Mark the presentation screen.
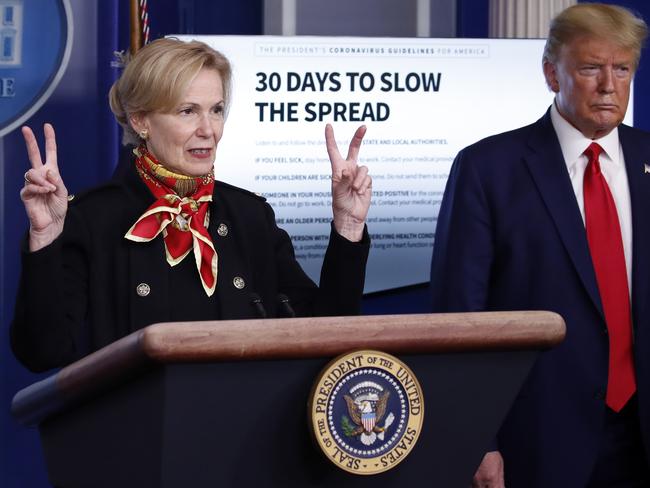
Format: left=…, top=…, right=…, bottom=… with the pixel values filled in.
left=177, top=35, right=633, bottom=293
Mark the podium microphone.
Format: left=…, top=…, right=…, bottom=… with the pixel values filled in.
left=278, top=293, right=296, bottom=318
left=250, top=293, right=267, bottom=318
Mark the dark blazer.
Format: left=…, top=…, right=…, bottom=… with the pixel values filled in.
left=430, top=109, right=650, bottom=487
left=12, top=158, right=369, bottom=373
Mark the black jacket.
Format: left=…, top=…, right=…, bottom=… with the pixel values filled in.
left=11, top=160, right=369, bottom=372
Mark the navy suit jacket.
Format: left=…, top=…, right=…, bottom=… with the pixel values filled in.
left=430, top=109, right=650, bottom=487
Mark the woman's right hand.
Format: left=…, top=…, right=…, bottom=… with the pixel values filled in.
left=20, top=123, right=69, bottom=252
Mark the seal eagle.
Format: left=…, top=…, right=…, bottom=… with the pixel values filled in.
left=343, top=391, right=390, bottom=445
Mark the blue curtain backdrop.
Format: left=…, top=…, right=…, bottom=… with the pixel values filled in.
left=1, top=1, right=121, bottom=485
left=1, top=0, right=648, bottom=486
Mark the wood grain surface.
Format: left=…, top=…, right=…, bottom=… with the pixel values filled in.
left=12, top=311, right=565, bottom=425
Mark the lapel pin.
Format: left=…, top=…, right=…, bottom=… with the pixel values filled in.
left=645, top=164, right=650, bottom=174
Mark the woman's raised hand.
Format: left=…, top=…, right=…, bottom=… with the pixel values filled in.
left=325, top=124, right=372, bottom=242
left=20, top=124, right=69, bottom=251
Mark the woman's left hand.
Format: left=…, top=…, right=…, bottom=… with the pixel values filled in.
left=325, top=124, right=372, bottom=242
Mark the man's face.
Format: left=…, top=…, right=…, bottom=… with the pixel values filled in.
left=543, top=36, right=635, bottom=139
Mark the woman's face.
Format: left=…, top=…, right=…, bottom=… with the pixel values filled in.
left=134, top=68, right=225, bottom=176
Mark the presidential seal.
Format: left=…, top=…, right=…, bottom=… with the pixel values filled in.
left=308, top=350, right=424, bottom=475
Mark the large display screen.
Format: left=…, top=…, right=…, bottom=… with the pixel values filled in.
left=178, top=35, right=633, bottom=293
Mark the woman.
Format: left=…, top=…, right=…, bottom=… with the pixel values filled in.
left=11, top=38, right=371, bottom=372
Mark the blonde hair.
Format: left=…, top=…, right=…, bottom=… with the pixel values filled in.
left=543, top=3, right=647, bottom=68
left=109, top=38, right=232, bottom=145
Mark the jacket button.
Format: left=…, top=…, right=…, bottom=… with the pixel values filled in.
left=217, top=223, right=228, bottom=237
left=136, top=283, right=151, bottom=297
left=233, top=276, right=245, bottom=289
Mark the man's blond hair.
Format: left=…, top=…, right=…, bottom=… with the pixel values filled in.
left=543, top=3, right=647, bottom=67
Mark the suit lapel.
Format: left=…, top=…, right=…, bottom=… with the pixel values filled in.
left=620, top=126, right=650, bottom=328
left=523, top=111, right=604, bottom=317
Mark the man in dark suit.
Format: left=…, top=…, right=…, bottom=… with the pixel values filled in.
left=430, top=4, right=650, bottom=487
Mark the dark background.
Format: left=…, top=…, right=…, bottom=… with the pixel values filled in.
left=2, top=1, right=649, bottom=485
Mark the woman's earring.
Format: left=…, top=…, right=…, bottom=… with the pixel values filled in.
left=139, top=129, right=149, bottom=140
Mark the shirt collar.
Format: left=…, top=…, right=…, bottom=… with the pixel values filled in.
left=550, top=101, right=621, bottom=170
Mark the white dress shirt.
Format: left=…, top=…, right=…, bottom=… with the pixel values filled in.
left=550, top=102, right=633, bottom=292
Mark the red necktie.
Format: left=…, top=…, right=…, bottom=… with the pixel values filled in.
left=583, top=142, right=636, bottom=412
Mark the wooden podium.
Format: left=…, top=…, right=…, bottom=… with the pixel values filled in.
left=12, top=311, right=564, bottom=487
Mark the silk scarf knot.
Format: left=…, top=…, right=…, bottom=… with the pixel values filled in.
left=125, top=146, right=218, bottom=296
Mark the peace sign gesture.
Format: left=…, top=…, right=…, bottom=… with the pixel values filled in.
left=325, top=124, right=372, bottom=242
left=20, top=124, right=69, bottom=251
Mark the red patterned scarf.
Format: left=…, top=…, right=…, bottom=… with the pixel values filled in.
left=125, top=146, right=217, bottom=296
